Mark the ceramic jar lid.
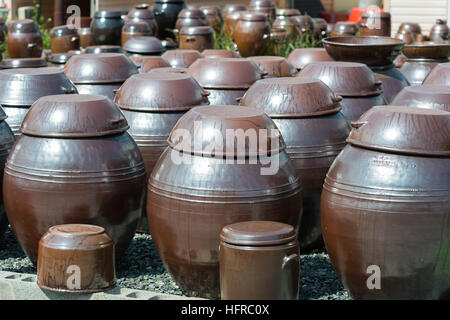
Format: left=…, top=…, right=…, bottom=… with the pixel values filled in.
left=50, top=25, right=78, bottom=37
left=85, top=45, right=123, bottom=54
left=249, top=0, right=275, bottom=7
left=223, top=4, right=247, bottom=15
left=239, top=12, right=268, bottom=22
left=49, top=52, right=77, bottom=64
left=21, top=94, right=129, bottom=138
left=202, top=49, right=240, bottom=58
left=298, top=61, right=382, bottom=96
left=122, top=21, right=152, bottom=33
left=240, top=78, right=342, bottom=118
left=39, top=224, right=113, bottom=249
left=178, top=9, right=206, bottom=19
left=247, top=56, right=296, bottom=78
left=187, top=58, right=264, bottom=89
left=276, top=8, right=300, bottom=17
left=149, top=66, right=187, bottom=74
left=94, top=11, right=123, bottom=18
left=130, top=55, right=170, bottom=71
left=115, top=73, right=209, bottom=112
left=127, top=4, right=155, bottom=20
left=423, top=63, right=450, bottom=85
left=8, top=19, right=39, bottom=33
left=0, top=67, right=77, bottom=106
left=168, top=105, right=285, bottom=157
left=64, top=53, right=138, bottom=84
left=162, top=49, right=204, bottom=68
left=123, top=36, right=164, bottom=54
left=347, top=105, right=450, bottom=156
left=180, top=26, right=214, bottom=35
left=220, top=221, right=296, bottom=246
left=391, top=85, right=450, bottom=112
left=200, top=6, right=221, bottom=16
left=286, top=48, right=332, bottom=70
left=0, top=57, right=48, bottom=69
left=401, top=41, right=450, bottom=60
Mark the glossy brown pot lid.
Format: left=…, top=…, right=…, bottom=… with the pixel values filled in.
left=168, top=105, right=285, bottom=157
left=348, top=105, right=450, bottom=156
left=115, top=73, right=208, bottom=112
left=50, top=25, right=78, bottom=37
left=287, top=48, right=332, bottom=70
left=239, top=11, right=268, bottom=21
left=180, top=26, right=214, bottom=35
left=276, top=9, right=300, bottom=17
left=127, top=4, right=156, bottom=19
left=0, top=57, right=47, bottom=69
left=178, top=8, right=206, bottom=19
left=64, top=53, right=138, bottom=84
left=162, top=50, right=204, bottom=68
left=187, top=58, right=264, bottom=89
left=41, top=224, right=113, bottom=249
left=401, top=41, right=450, bottom=60
left=247, top=56, right=297, bottom=77
left=21, top=94, right=129, bottom=138
left=130, top=56, right=170, bottom=70
left=249, top=0, right=275, bottom=7
left=123, top=36, right=164, bottom=54
left=85, top=45, right=124, bottom=54
left=8, top=19, right=39, bottom=33
left=200, top=6, right=221, bottom=16
left=240, top=78, right=342, bottom=118
left=423, top=62, right=450, bottom=85
left=202, top=49, right=240, bottom=58
left=94, top=11, right=123, bottom=18
left=0, top=67, right=77, bottom=106
left=298, top=61, right=382, bottom=96
left=149, top=66, right=187, bottom=73
left=49, top=52, right=77, bottom=64
left=122, top=21, right=152, bottom=33
left=220, top=221, right=296, bottom=246
left=391, top=85, right=450, bottom=112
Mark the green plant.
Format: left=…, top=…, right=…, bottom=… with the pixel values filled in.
left=31, top=1, right=52, bottom=50
left=213, top=25, right=235, bottom=51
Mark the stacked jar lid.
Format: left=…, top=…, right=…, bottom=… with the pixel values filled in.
left=122, top=36, right=164, bottom=56
left=162, top=49, right=204, bottom=68
left=126, top=4, right=159, bottom=35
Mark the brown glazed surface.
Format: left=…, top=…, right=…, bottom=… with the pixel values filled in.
left=240, top=78, right=350, bottom=251
left=398, top=22, right=422, bottom=38
left=126, top=4, right=159, bottom=36
left=402, top=42, right=450, bottom=60
left=200, top=6, right=223, bottom=33
left=85, top=45, right=124, bottom=54
left=224, top=11, right=242, bottom=39
left=234, top=12, right=270, bottom=57
left=121, top=22, right=153, bottom=47
left=162, top=49, right=204, bottom=67
left=423, top=62, right=450, bottom=85
left=78, top=28, right=93, bottom=48
left=330, top=22, right=358, bottom=36
left=223, top=4, right=247, bottom=16
left=372, top=66, right=410, bottom=103
left=287, top=48, right=332, bottom=71
left=153, top=0, right=185, bottom=40
left=149, top=66, right=187, bottom=74
left=202, top=49, right=240, bottom=58
left=50, top=25, right=80, bottom=54
left=4, top=95, right=146, bottom=264
left=220, top=221, right=299, bottom=300
left=122, top=36, right=164, bottom=55
left=360, top=11, right=391, bottom=37
left=322, top=36, right=405, bottom=67
left=130, top=56, right=170, bottom=72
left=400, top=59, right=445, bottom=86
left=391, top=85, right=450, bottom=112
left=37, top=224, right=116, bottom=293
left=175, top=9, right=208, bottom=31
left=179, top=26, right=214, bottom=51
left=0, top=58, right=47, bottom=69
left=321, top=106, right=450, bottom=299
left=272, top=16, right=298, bottom=37
left=430, top=19, right=449, bottom=41
left=7, top=19, right=43, bottom=58
left=0, top=67, right=78, bottom=136
left=0, top=108, right=15, bottom=238
left=248, top=56, right=296, bottom=78
left=147, top=105, right=302, bottom=299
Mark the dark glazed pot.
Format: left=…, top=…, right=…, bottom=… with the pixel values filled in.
left=91, top=11, right=124, bottom=45
left=200, top=6, right=223, bottom=33
left=360, top=11, right=391, bottom=37
left=248, top=56, right=296, bottom=77
left=126, top=4, right=159, bottom=36
left=130, top=56, right=170, bottom=72
left=153, top=0, right=185, bottom=40
left=78, top=28, right=93, bottom=48
left=123, top=36, right=164, bottom=56
left=0, top=67, right=77, bottom=136
left=391, top=85, right=450, bottom=112
left=298, top=62, right=387, bottom=121
left=400, top=59, right=446, bottom=86
left=147, top=105, right=302, bottom=299
left=64, top=53, right=138, bottom=100
left=121, top=22, right=154, bottom=47
left=115, top=72, right=209, bottom=233
left=4, top=94, right=146, bottom=264
left=234, top=12, right=270, bottom=57
left=287, top=48, right=332, bottom=71
left=0, top=58, right=47, bottom=69
left=272, top=16, right=298, bottom=38
left=50, top=25, right=80, bottom=54
left=6, top=19, right=43, bottom=58
left=202, top=49, right=240, bottom=58
left=398, top=22, right=422, bottom=39
left=85, top=45, right=123, bottom=54
left=330, top=22, right=358, bottom=36
left=423, top=62, right=450, bottom=85
left=321, top=105, right=450, bottom=299
left=37, top=224, right=116, bottom=293
left=175, top=9, right=207, bottom=32
left=187, top=58, right=264, bottom=105
left=161, top=49, right=203, bottom=67
left=430, top=19, right=449, bottom=41
left=240, top=78, right=350, bottom=251
left=0, top=107, right=15, bottom=238
left=179, top=26, right=214, bottom=52
left=220, top=221, right=300, bottom=300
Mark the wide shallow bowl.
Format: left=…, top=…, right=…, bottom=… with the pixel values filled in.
left=401, top=41, right=450, bottom=60
left=287, top=48, right=332, bottom=70
left=391, top=85, right=450, bottom=112
left=322, top=36, right=405, bottom=67
left=422, top=62, right=450, bottom=85
left=248, top=56, right=296, bottom=78
left=161, top=49, right=204, bottom=68
left=37, top=224, right=116, bottom=293
left=0, top=57, right=47, bottom=69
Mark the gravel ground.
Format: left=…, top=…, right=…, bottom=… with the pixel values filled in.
left=0, top=227, right=350, bottom=300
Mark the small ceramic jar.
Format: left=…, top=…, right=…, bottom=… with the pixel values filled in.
left=153, top=0, right=186, bottom=40
left=360, top=11, right=391, bottom=37
left=6, top=19, right=43, bottom=58
left=175, top=9, right=207, bottom=32
left=78, top=27, right=93, bottom=48
left=234, top=12, right=270, bottom=57
left=179, top=26, right=214, bottom=51
left=91, top=11, right=124, bottom=45
left=126, top=4, right=159, bottom=36
left=430, top=19, right=449, bottom=41
left=248, top=0, right=276, bottom=22
left=50, top=25, right=80, bottom=54
left=200, top=6, right=223, bottom=33
left=121, top=21, right=153, bottom=47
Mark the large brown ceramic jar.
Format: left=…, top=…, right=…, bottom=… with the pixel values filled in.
left=430, top=19, right=449, bottom=41
left=161, top=49, right=204, bottom=67
left=391, top=85, right=450, bottom=112
left=0, top=107, right=15, bottom=238
left=298, top=62, right=386, bottom=121
left=175, top=9, right=208, bottom=32
left=248, top=56, right=296, bottom=77
left=64, top=53, right=138, bottom=100
left=423, top=62, right=450, bottom=85
left=50, top=25, right=80, bottom=54
left=4, top=94, right=146, bottom=264
left=321, top=105, right=450, bottom=299
left=223, top=11, right=242, bottom=39
left=187, top=58, right=264, bottom=104
left=153, top=0, right=186, bottom=40
left=121, top=22, right=153, bottom=47
left=200, top=6, right=223, bottom=33
left=147, top=105, right=302, bottom=298
left=6, top=19, right=43, bottom=58
left=0, top=67, right=77, bottom=136
left=126, top=4, right=159, bottom=36
left=78, top=28, right=93, bottom=48
left=91, top=11, right=124, bottom=45
left=240, top=78, right=350, bottom=251
left=272, top=16, right=298, bottom=38
left=360, top=11, right=391, bottom=37
left=115, top=73, right=209, bottom=233
left=287, top=48, right=332, bottom=71
left=179, top=26, right=214, bottom=51
left=248, top=0, right=276, bottom=22
left=234, top=12, right=270, bottom=57
left=220, top=221, right=300, bottom=300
